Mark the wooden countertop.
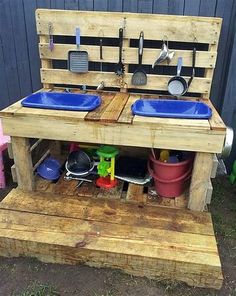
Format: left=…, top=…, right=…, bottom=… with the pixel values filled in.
left=0, top=88, right=226, bottom=153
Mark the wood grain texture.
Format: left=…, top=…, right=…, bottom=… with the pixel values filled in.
left=85, top=93, right=115, bottom=121
left=188, top=153, right=214, bottom=211
left=99, top=92, right=129, bottom=122
left=1, top=115, right=225, bottom=153
left=11, top=137, right=35, bottom=191
left=40, top=69, right=212, bottom=94
left=36, top=9, right=222, bottom=44
left=0, top=188, right=223, bottom=289
left=39, top=43, right=217, bottom=68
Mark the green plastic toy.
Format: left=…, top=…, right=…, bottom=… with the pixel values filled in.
left=96, top=145, right=119, bottom=188
left=229, top=160, right=236, bottom=185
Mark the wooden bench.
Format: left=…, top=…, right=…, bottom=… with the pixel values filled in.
left=0, top=9, right=226, bottom=289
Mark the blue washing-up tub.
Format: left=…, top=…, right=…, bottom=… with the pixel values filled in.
left=21, top=92, right=101, bottom=111
left=131, top=99, right=212, bottom=119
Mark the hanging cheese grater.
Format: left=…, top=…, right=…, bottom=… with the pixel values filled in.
left=68, top=28, right=88, bottom=73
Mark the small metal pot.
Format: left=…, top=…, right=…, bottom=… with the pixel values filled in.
left=220, top=126, right=234, bottom=159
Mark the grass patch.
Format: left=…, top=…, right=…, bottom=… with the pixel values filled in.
left=14, top=283, right=59, bottom=296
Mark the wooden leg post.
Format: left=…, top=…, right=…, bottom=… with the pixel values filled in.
left=11, top=137, right=35, bottom=191
left=188, top=152, right=213, bottom=211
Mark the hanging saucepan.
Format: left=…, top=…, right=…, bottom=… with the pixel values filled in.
left=168, top=47, right=196, bottom=96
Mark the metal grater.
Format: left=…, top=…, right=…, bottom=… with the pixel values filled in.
left=68, top=28, right=88, bottom=73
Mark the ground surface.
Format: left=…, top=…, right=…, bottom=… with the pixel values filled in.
left=0, top=154, right=236, bottom=296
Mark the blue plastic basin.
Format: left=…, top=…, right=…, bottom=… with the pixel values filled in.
left=131, top=99, right=212, bottom=119
left=21, top=92, right=101, bottom=111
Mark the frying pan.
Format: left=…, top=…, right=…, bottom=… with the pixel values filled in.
left=168, top=48, right=196, bottom=96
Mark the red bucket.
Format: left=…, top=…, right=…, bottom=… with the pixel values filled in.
left=148, top=161, right=192, bottom=198
left=149, top=153, right=193, bottom=180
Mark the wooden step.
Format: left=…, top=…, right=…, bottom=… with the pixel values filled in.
left=0, top=189, right=223, bottom=289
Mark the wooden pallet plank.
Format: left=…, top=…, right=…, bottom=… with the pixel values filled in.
left=133, top=115, right=211, bottom=130
left=188, top=153, right=214, bottom=211
left=126, top=183, right=145, bottom=203
left=36, top=9, right=222, bottom=44
left=100, top=93, right=129, bottom=122
left=118, top=94, right=140, bottom=124
left=1, top=189, right=214, bottom=236
left=85, top=93, right=115, bottom=121
left=1, top=116, right=225, bottom=153
left=201, top=99, right=226, bottom=131
left=39, top=43, right=217, bottom=68
left=40, top=69, right=212, bottom=94
left=0, top=207, right=219, bottom=257
left=11, top=137, right=35, bottom=191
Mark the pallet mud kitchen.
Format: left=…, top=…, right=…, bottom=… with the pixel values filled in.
left=0, top=9, right=230, bottom=289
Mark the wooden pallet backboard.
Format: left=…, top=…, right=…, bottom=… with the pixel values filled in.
left=36, top=9, right=222, bottom=97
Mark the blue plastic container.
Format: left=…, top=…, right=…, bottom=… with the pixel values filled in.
left=37, top=157, right=61, bottom=180
left=21, top=92, right=101, bottom=111
left=131, top=99, right=212, bottom=119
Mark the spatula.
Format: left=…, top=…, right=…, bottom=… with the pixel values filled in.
left=132, top=31, right=147, bottom=86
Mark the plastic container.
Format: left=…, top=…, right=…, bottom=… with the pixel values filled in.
left=148, top=161, right=192, bottom=198
left=37, top=157, right=61, bottom=180
left=131, top=99, right=212, bottom=119
left=149, top=153, right=193, bottom=180
left=21, top=92, right=101, bottom=111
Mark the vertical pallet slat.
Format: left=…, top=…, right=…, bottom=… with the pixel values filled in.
left=36, top=0, right=51, bottom=8
left=199, top=0, right=217, bottom=17
left=9, top=0, right=32, bottom=98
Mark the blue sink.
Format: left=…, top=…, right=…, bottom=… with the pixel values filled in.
left=131, top=99, right=212, bottom=119
left=21, top=92, right=101, bottom=111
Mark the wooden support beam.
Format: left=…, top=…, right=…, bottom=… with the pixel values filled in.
left=11, top=137, right=35, bottom=191
left=188, top=153, right=213, bottom=211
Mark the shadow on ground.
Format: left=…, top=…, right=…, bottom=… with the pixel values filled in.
left=0, top=153, right=236, bottom=296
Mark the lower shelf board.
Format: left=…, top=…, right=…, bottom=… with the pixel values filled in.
left=0, top=188, right=223, bottom=289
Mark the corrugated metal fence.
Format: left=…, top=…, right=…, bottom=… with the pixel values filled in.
left=0, top=0, right=235, bottom=169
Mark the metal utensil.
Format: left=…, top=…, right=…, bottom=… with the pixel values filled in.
left=131, top=31, right=147, bottom=86
left=68, top=28, right=88, bottom=73
left=168, top=57, right=187, bottom=96
left=168, top=47, right=196, bottom=96
left=115, top=28, right=125, bottom=76
left=152, top=40, right=174, bottom=68
left=220, top=126, right=234, bottom=159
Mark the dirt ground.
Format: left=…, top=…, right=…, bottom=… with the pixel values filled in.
left=0, top=153, right=236, bottom=296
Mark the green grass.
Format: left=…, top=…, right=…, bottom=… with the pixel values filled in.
left=14, top=283, right=60, bottom=296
